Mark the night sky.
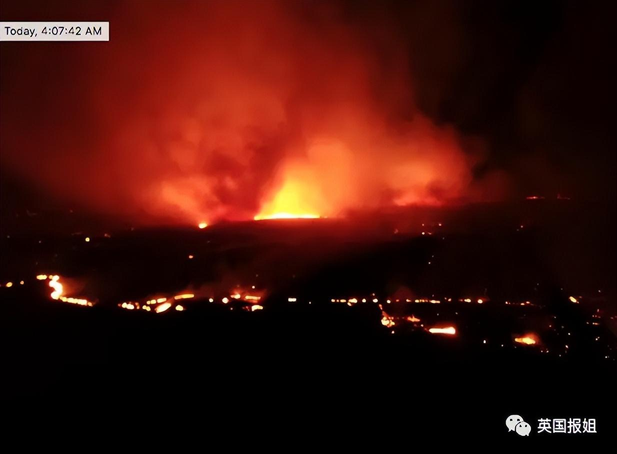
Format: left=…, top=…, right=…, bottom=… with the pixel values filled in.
left=1, top=0, right=615, bottom=220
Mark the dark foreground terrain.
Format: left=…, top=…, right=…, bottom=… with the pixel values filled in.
left=2, top=293, right=615, bottom=440
left=1, top=202, right=616, bottom=439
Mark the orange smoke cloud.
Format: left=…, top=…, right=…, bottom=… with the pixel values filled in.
left=0, top=0, right=500, bottom=224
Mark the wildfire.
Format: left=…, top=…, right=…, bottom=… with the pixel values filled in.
left=254, top=213, right=320, bottom=221
left=174, top=293, right=195, bottom=300
left=49, top=275, right=63, bottom=300
left=514, top=334, right=539, bottom=345
left=44, top=274, right=94, bottom=307
left=244, top=295, right=262, bottom=302
left=155, top=302, right=172, bottom=313
left=254, top=175, right=322, bottom=221
left=198, top=222, right=208, bottom=229
left=428, top=326, right=456, bottom=335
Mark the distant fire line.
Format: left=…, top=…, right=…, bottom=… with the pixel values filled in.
left=254, top=213, right=320, bottom=221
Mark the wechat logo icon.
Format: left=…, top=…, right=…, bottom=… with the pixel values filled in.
left=506, top=415, right=531, bottom=436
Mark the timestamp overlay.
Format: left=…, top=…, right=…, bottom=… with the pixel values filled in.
left=0, top=22, right=109, bottom=41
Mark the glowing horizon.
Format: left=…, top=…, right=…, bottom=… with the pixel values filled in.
left=254, top=212, right=321, bottom=221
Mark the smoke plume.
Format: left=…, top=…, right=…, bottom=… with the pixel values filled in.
left=0, top=0, right=500, bottom=224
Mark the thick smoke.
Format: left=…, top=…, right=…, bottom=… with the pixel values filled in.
left=0, top=0, right=500, bottom=224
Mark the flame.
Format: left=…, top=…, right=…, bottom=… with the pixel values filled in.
left=155, top=302, right=172, bottom=313
left=0, top=1, right=501, bottom=226
left=244, top=295, right=262, bottom=302
left=255, top=172, right=324, bottom=221
left=49, top=276, right=63, bottom=300
left=514, top=335, right=538, bottom=345
left=254, top=213, right=320, bottom=221
left=381, top=310, right=395, bottom=328
left=174, top=293, right=195, bottom=300
left=45, top=275, right=94, bottom=306
left=198, top=222, right=208, bottom=229
left=428, top=326, right=456, bottom=335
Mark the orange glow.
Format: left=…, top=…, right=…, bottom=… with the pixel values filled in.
left=46, top=275, right=94, bottom=306
left=155, top=302, right=172, bottom=313
left=49, top=278, right=63, bottom=300
left=59, top=296, right=93, bottom=306
left=406, top=315, right=421, bottom=323
left=1, top=2, right=500, bottom=226
left=514, top=335, right=538, bottom=345
left=5, top=282, right=13, bottom=288
left=36, top=274, right=47, bottom=280
left=156, top=297, right=167, bottom=303
left=198, top=222, right=208, bottom=229
left=174, top=293, right=195, bottom=300
left=251, top=304, right=264, bottom=311
left=222, top=297, right=229, bottom=304
left=569, top=296, right=579, bottom=304
left=428, top=326, right=456, bottom=335
left=175, top=304, right=185, bottom=311
left=255, top=172, right=322, bottom=221
left=245, top=295, right=261, bottom=302
left=381, top=316, right=395, bottom=328
left=254, top=213, right=320, bottom=221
